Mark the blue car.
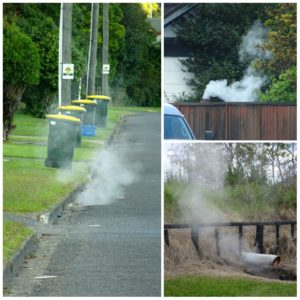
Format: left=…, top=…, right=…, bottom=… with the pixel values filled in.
left=164, top=103, right=195, bottom=140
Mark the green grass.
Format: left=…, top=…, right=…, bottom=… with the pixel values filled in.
left=3, top=160, right=87, bottom=213
left=3, top=220, right=33, bottom=265
left=164, top=275, right=297, bottom=296
left=12, top=113, right=49, bottom=137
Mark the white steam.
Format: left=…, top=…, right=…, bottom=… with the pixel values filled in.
left=239, top=20, right=271, bottom=61
left=203, top=20, right=270, bottom=102
left=165, top=143, right=254, bottom=261
left=75, top=145, right=139, bottom=206
left=202, top=67, right=266, bottom=102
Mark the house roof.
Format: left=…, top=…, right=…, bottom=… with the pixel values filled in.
left=164, top=3, right=198, bottom=27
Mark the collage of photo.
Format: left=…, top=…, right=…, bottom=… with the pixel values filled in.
left=2, top=1, right=297, bottom=298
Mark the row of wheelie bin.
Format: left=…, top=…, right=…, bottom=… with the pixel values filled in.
left=44, top=95, right=111, bottom=169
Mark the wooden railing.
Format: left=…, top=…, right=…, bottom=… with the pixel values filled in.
left=164, top=221, right=297, bottom=256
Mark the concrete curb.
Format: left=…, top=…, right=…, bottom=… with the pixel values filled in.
left=44, top=183, right=86, bottom=224
left=3, top=234, right=39, bottom=288
left=3, top=115, right=126, bottom=288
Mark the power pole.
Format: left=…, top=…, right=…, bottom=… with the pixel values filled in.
left=59, top=3, right=73, bottom=105
left=102, top=3, right=109, bottom=96
left=86, top=3, right=99, bottom=96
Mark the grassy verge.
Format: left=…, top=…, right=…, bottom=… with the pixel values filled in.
left=165, top=275, right=297, bottom=296
left=3, top=220, right=33, bottom=266
left=4, top=106, right=155, bottom=264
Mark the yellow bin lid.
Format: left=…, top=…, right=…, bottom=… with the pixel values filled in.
left=46, top=114, right=81, bottom=123
left=71, top=99, right=97, bottom=105
left=58, top=105, right=86, bottom=112
left=87, top=95, right=111, bottom=101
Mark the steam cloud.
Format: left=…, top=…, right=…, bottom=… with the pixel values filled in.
left=165, top=143, right=254, bottom=262
left=75, top=145, right=139, bottom=206
left=203, top=20, right=270, bottom=102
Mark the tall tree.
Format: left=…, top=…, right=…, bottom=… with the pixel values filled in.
left=258, top=4, right=296, bottom=103
left=112, top=3, right=161, bottom=106
left=3, top=19, right=40, bottom=140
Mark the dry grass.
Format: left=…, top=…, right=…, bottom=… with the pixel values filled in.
left=164, top=226, right=296, bottom=280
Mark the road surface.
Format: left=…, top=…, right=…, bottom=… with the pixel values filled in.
left=7, top=112, right=161, bottom=296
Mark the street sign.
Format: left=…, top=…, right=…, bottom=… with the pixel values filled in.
left=102, top=64, right=110, bottom=74
left=63, top=64, right=74, bottom=79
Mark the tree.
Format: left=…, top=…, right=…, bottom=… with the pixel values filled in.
left=260, top=67, right=296, bottom=103
left=3, top=20, right=40, bottom=140
left=112, top=3, right=161, bottom=106
left=258, top=4, right=296, bottom=103
left=141, top=3, right=161, bottom=17
left=4, top=4, right=59, bottom=117
left=173, top=4, right=271, bottom=99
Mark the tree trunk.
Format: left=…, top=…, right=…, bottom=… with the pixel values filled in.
left=3, top=84, right=26, bottom=141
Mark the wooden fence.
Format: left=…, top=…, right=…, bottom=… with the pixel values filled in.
left=164, top=221, right=296, bottom=256
left=175, top=102, right=296, bottom=140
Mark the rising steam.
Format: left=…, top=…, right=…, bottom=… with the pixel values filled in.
left=203, top=20, right=270, bottom=102
left=75, top=145, right=139, bottom=206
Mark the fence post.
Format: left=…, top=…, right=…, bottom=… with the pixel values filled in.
left=255, top=224, right=264, bottom=253
left=164, top=229, right=169, bottom=247
left=191, top=226, right=199, bottom=253
left=214, top=228, right=220, bottom=256
left=275, top=224, right=280, bottom=253
left=239, top=226, right=243, bottom=258
left=291, top=224, right=295, bottom=239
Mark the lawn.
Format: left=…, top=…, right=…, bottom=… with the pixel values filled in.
left=164, top=275, right=297, bottom=297
left=3, top=220, right=33, bottom=266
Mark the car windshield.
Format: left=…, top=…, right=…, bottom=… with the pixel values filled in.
left=164, top=115, right=194, bottom=140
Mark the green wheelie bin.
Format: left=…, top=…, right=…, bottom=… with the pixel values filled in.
left=45, top=114, right=81, bottom=169
left=87, top=95, right=111, bottom=128
left=71, top=100, right=98, bottom=136
left=58, top=105, right=86, bottom=147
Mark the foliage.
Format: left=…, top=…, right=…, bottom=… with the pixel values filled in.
left=141, top=3, right=161, bottom=17
left=165, top=275, right=296, bottom=296
left=3, top=20, right=40, bottom=87
left=255, top=4, right=296, bottom=103
left=258, top=4, right=296, bottom=77
left=3, top=19, right=40, bottom=140
left=112, top=3, right=161, bottom=106
left=259, top=67, right=296, bottom=103
left=164, top=181, right=185, bottom=222
left=173, top=4, right=270, bottom=98
left=165, top=143, right=296, bottom=220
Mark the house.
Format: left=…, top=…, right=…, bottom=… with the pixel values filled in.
left=164, top=4, right=198, bottom=102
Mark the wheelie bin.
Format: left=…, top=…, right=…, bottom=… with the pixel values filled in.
left=45, top=114, right=81, bottom=169
left=87, top=95, right=111, bottom=128
left=58, top=105, right=86, bottom=147
left=71, top=100, right=97, bottom=136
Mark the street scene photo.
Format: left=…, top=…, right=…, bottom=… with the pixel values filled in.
left=3, top=3, right=161, bottom=296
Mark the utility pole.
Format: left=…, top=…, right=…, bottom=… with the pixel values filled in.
left=58, top=3, right=73, bottom=105
left=86, top=3, right=99, bottom=96
left=102, top=3, right=109, bottom=96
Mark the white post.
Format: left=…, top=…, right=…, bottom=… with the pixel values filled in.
left=58, top=3, right=63, bottom=107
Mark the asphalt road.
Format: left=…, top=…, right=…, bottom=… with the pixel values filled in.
left=8, top=112, right=161, bottom=296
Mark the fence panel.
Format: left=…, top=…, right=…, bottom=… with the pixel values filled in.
left=175, top=102, right=296, bottom=140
